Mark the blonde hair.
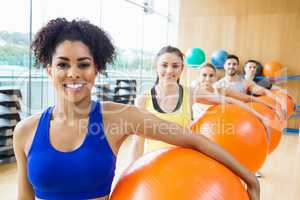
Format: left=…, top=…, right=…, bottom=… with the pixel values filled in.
left=200, top=63, right=217, bottom=72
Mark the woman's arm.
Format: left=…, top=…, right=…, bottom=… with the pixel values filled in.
left=216, top=86, right=284, bottom=120
left=130, top=95, right=147, bottom=158
left=270, top=85, right=281, bottom=91
left=221, top=96, right=271, bottom=140
left=124, top=105, right=260, bottom=200
left=13, top=120, right=35, bottom=200
left=251, top=84, right=286, bottom=120
left=192, top=92, right=270, bottom=136
left=189, top=87, right=195, bottom=120
left=221, top=87, right=275, bottom=117
left=216, top=87, right=253, bottom=102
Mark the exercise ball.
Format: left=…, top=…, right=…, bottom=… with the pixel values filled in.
left=258, top=90, right=295, bottom=119
left=211, top=49, right=228, bottom=69
left=263, top=61, right=283, bottom=77
left=273, top=90, right=295, bottom=118
left=110, top=148, right=249, bottom=200
left=185, top=48, right=206, bottom=68
left=191, top=104, right=268, bottom=172
left=247, top=102, right=283, bottom=154
left=192, top=101, right=216, bottom=122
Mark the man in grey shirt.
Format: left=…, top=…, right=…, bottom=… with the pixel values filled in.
left=214, top=55, right=266, bottom=96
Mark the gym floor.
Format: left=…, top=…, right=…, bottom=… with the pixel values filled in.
left=0, top=134, right=299, bottom=200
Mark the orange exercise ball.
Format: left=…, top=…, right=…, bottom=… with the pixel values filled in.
left=191, top=104, right=268, bottom=172
left=263, top=61, right=283, bottom=77
left=247, top=102, right=283, bottom=154
left=110, top=148, right=249, bottom=200
left=258, top=90, right=295, bottom=119
left=273, top=90, right=295, bottom=118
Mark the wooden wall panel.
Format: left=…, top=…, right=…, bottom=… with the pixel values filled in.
left=178, top=0, right=300, bottom=75
left=178, top=0, right=300, bottom=128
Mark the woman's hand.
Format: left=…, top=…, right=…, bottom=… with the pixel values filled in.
left=253, top=96, right=286, bottom=121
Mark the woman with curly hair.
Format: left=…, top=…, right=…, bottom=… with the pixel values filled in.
left=13, top=18, right=259, bottom=200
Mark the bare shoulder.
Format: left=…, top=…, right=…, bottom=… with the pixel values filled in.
left=13, top=113, right=42, bottom=150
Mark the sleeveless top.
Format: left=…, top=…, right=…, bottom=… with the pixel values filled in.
left=143, top=85, right=191, bottom=153
left=27, top=101, right=116, bottom=200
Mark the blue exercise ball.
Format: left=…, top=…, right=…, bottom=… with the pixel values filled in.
left=185, top=48, right=206, bottom=68
left=211, top=50, right=228, bottom=69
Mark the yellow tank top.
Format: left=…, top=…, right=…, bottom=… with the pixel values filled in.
left=144, top=86, right=191, bottom=153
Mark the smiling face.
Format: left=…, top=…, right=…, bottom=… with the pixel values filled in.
left=244, top=62, right=257, bottom=79
left=224, top=58, right=239, bottom=76
left=156, top=52, right=183, bottom=85
left=47, top=40, right=97, bottom=103
left=199, top=66, right=217, bottom=87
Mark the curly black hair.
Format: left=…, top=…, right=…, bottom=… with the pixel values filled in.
left=31, top=18, right=115, bottom=73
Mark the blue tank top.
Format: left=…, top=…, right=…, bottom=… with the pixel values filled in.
left=27, top=101, right=116, bottom=200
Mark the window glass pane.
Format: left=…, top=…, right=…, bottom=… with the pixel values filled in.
left=153, top=0, right=169, bottom=15
left=0, top=0, right=179, bottom=114
left=126, top=0, right=145, bottom=5
left=0, top=0, right=30, bottom=116
left=101, top=0, right=144, bottom=85
left=32, top=0, right=101, bottom=32
left=139, top=13, right=169, bottom=92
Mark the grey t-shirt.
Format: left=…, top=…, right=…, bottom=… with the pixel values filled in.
left=214, top=76, right=248, bottom=94
left=254, top=78, right=273, bottom=89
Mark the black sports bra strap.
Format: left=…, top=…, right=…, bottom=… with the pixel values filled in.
left=151, top=85, right=183, bottom=113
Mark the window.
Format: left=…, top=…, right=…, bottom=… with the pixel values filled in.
left=0, top=0, right=30, bottom=115
left=0, top=0, right=180, bottom=114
